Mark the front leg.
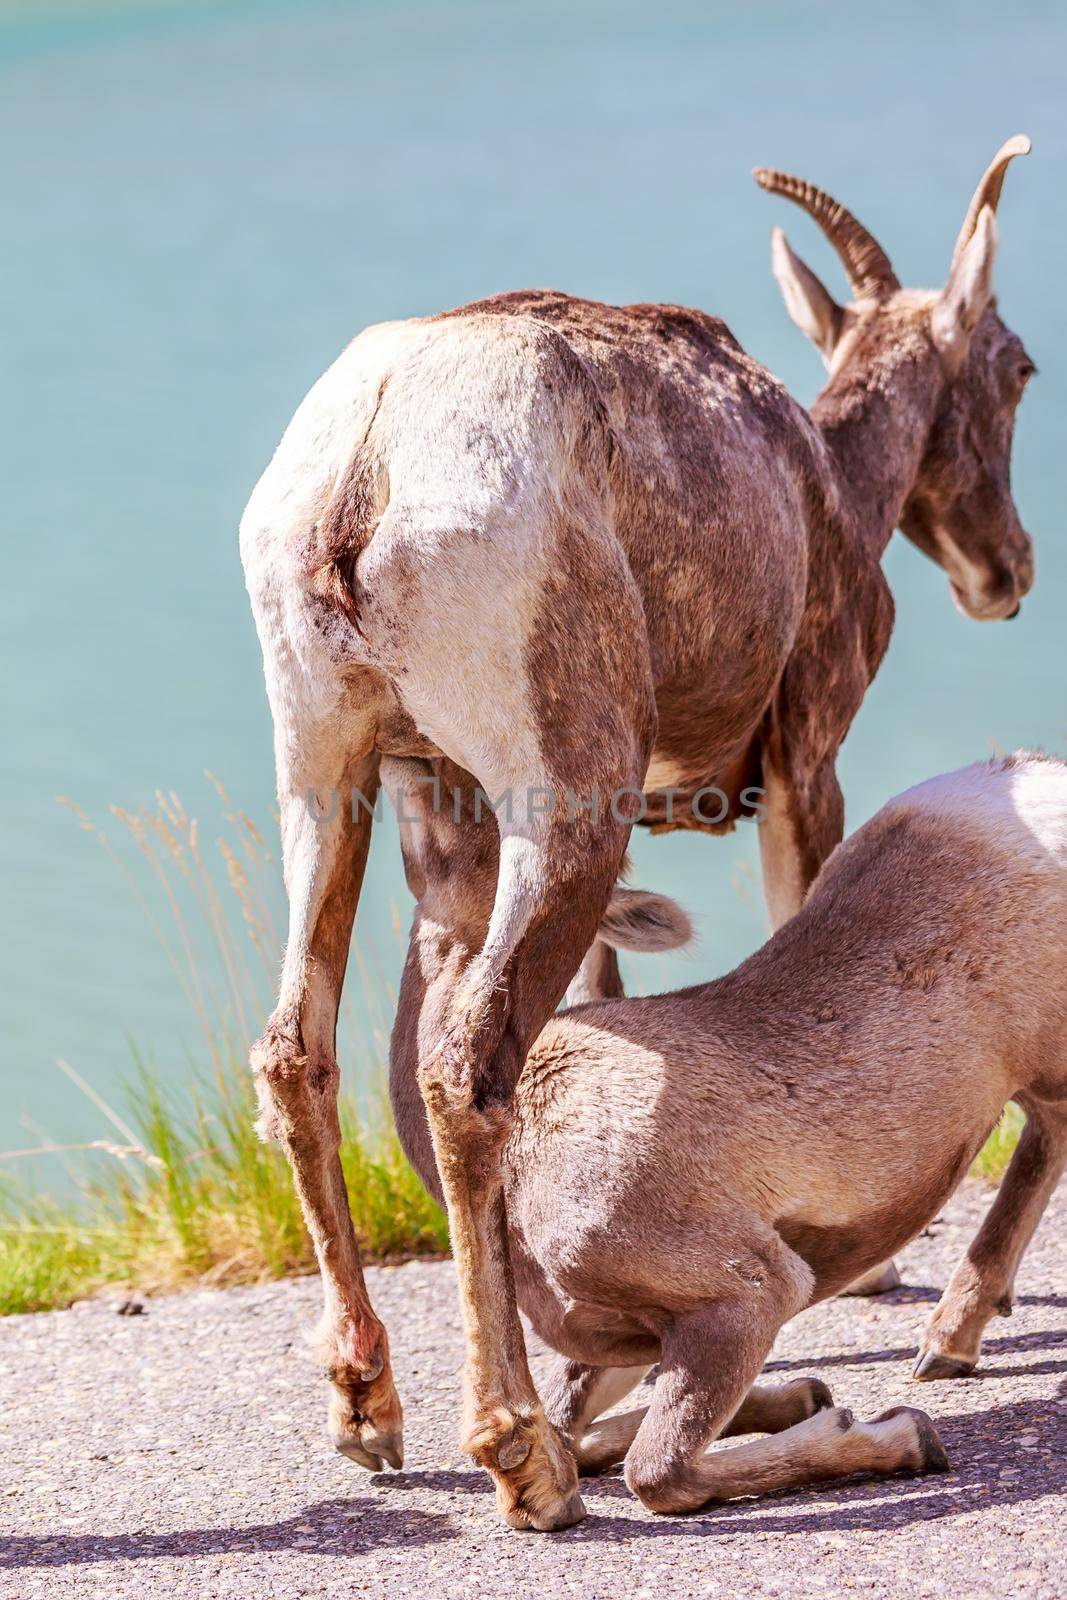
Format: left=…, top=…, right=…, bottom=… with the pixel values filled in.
left=756, top=751, right=844, bottom=931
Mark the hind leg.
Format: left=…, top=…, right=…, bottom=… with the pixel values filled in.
left=915, top=1095, right=1067, bottom=1379
left=542, top=1358, right=651, bottom=1448
left=408, top=770, right=646, bottom=1527
left=383, top=516, right=658, bottom=1528
left=573, top=1374, right=836, bottom=1476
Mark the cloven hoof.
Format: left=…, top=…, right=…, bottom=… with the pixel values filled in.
left=809, top=1378, right=835, bottom=1412
left=876, top=1405, right=951, bottom=1473
left=331, top=1423, right=405, bottom=1473
left=912, top=1350, right=977, bottom=1382
left=842, top=1261, right=903, bottom=1296
left=505, top=1487, right=587, bottom=1533
left=327, top=1376, right=405, bottom=1474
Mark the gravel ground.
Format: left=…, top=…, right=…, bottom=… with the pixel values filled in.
left=1, top=1180, right=1064, bottom=1600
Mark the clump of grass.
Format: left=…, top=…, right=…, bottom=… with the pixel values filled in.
left=0, top=1199, right=121, bottom=1317
left=0, top=781, right=447, bottom=1317
left=972, top=1101, right=1025, bottom=1182
left=0, top=1062, right=447, bottom=1316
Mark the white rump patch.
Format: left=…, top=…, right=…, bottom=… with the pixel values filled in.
left=897, top=754, right=1067, bottom=868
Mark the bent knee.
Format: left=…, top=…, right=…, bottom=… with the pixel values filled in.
left=416, top=999, right=522, bottom=1110
left=250, top=1005, right=306, bottom=1082
left=623, top=1454, right=695, bottom=1516
left=416, top=1031, right=476, bottom=1109
left=250, top=1006, right=336, bottom=1138
left=417, top=1037, right=514, bottom=1171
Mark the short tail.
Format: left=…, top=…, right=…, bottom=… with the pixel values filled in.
left=309, top=440, right=384, bottom=626
left=597, top=886, right=692, bottom=954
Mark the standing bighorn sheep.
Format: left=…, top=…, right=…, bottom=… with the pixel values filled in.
left=390, top=752, right=1067, bottom=1521
left=239, top=137, right=1035, bottom=1528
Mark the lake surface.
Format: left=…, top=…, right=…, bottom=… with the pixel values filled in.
left=2, top=0, right=1064, bottom=1162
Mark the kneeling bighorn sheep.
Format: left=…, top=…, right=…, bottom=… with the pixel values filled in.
left=391, top=753, right=1067, bottom=1523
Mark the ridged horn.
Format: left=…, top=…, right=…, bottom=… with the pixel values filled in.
left=952, top=134, right=1031, bottom=266
left=753, top=167, right=899, bottom=302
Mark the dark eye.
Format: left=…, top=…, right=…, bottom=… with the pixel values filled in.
left=1017, top=358, right=1037, bottom=385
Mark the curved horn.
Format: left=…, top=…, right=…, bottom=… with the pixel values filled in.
left=951, top=134, right=1031, bottom=266
left=753, top=167, right=899, bottom=301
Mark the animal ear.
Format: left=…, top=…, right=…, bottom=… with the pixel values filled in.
left=598, top=887, right=693, bottom=953
left=931, top=205, right=998, bottom=374
left=770, top=226, right=844, bottom=362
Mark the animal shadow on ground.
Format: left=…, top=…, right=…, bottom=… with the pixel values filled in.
left=0, top=1499, right=456, bottom=1570
left=865, top=1283, right=1067, bottom=1312
left=765, top=1323, right=1067, bottom=1377
left=377, top=1363, right=1067, bottom=1542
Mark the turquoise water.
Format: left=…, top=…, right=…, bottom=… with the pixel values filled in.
left=2, top=0, right=1064, bottom=1157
